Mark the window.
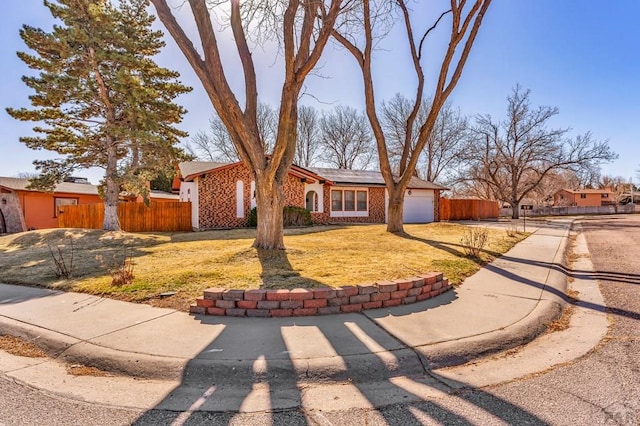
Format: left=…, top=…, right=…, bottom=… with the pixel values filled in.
left=601, top=193, right=609, bottom=198
left=357, top=191, right=367, bottom=211
left=580, top=193, right=587, bottom=199
left=344, top=190, right=355, bottom=211
left=330, top=189, right=368, bottom=215
left=54, top=197, right=78, bottom=217
left=331, top=190, right=343, bottom=211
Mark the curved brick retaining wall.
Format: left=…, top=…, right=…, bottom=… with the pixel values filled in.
left=189, top=272, right=450, bottom=317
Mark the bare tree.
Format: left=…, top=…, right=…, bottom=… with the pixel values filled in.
left=382, top=94, right=467, bottom=182
left=461, top=86, right=617, bottom=218
left=295, top=105, right=321, bottom=168
left=320, top=105, right=374, bottom=169
left=599, top=175, right=633, bottom=208
left=186, top=117, right=239, bottom=162
left=151, top=0, right=347, bottom=249
left=333, top=0, right=492, bottom=233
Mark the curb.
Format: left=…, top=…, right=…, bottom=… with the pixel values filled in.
left=411, top=219, right=572, bottom=368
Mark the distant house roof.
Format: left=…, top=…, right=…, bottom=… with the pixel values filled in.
left=149, top=190, right=180, bottom=200
left=557, top=188, right=613, bottom=194
left=0, top=177, right=99, bottom=196
left=309, top=167, right=448, bottom=190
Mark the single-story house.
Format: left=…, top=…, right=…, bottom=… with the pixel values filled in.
left=553, top=188, right=614, bottom=207
left=175, top=161, right=446, bottom=230
left=0, top=177, right=179, bottom=233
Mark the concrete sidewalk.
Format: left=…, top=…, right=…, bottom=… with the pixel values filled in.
left=0, top=219, right=571, bottom=388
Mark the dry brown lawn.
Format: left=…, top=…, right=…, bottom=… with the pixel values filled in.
left=0, top=223, right=527, bottom=311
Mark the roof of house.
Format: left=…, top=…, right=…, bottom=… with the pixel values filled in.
left=0, top=177, right=99, bottom=196
left=309, top=167, right=448, bottom=190
left=557, top=188, right=613, bottom=194
left=178, top=161, right=447, bottom=190
left=149, top=190, right=180, bottom=200
left=0, top=177, right=179, bottom=200
left=178, top=161, right=229, bottom=180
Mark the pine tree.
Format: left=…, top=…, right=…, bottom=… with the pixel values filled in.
left=7, top=0, right=191, bottom=230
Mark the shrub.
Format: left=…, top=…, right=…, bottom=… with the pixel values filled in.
left=505, top=224, right=520, bottom=237
left=248, top=207, right=258, bottom=228
left=461, top=227, right=489, bottom=258
left=247, top=206, right=312, bottom=228
left=284, top=206, right=312, bottom=227
left=96, top=248, right=135, bottom=287
left=48, top=238, right=75, bottom=278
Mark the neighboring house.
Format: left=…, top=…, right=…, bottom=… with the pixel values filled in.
left=553, top=188, right=614, bottom=207
left=0, top=177, right=180, bottom=233
left=176, top=161, right=446, bottom=230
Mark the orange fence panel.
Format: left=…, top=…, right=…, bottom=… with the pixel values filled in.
left=58, top=202, right=192, bottom=232
left=440, top=198, right=499, bottom=221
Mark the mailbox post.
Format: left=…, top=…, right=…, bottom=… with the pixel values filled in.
left=520, top=204, right=533, bottom=232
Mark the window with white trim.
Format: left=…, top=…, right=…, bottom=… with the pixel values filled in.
left=330, top=189, right=368, bottom=216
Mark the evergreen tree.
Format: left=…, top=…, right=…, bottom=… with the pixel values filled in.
left=7, top=0, right=191, bottom=230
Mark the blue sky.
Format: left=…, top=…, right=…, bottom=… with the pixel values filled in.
left=1, top=1, right=638, bottom=185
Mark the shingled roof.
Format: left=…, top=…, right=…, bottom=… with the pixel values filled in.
left=0, top=177, right=99, bottom=195
left=309, top=167, right=448, bottom=190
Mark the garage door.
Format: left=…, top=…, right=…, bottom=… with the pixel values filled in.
left=403, top=192, right=434, bottom=223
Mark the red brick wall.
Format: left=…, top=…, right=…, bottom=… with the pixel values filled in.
left=198, top=163, right=306, bottom=229
left=198, top=164, right=253, bottom=229
left=284, top=174, right=305, bottom=207
left=191, top=272, right=451, bottom=317
left=311, top=185, right=386, bottom=225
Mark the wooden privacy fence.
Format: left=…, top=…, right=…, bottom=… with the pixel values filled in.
left=440, top=198, right=499, bottom=221
left=58, top=202, right=192, bottom=232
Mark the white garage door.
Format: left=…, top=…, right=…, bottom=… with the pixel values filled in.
left=403, top=192, right=434, bottom=223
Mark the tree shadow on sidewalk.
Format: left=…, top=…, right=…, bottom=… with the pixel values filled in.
left=132, top=306, right=550, bottom=425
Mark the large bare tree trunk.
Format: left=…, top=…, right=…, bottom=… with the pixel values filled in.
left=510, top=201, right=520, bottom=219
left=103, top=141, right=121, bottom=231
left=253, top=174, right=285, bottom=250
left=387, top=188, right=405, bottom=233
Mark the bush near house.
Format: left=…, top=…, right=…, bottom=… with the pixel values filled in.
left=248, top=206, right=312, bottom=228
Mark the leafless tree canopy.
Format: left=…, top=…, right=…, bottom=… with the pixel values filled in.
left=295, top=105, right=321, bottom=168
left=459, top=85, right=617, bottom=218
left=186, top=117, right=239, bottom=162
left=332, top=0, right=493, bottom=232
left=151, top=0, right=349, bottom=249
left=320, top=105, right=374, bottom=169
left=381, top=94, right=467, bottom=182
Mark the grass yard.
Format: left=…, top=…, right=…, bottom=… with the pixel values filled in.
left=0, top=223, right=528, bottom=311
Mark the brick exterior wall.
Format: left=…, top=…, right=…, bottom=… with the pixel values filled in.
left=311, top=185, right=386, bottom=225
left=284, top=174, right=305, bottom=207
left=198, top=163, right=307, bottom=229
left=190, top=272, right=451, bottom=317
left=195, top=162, right=437, bottom=228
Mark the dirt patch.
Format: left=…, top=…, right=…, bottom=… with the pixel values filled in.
left=546, top=289, right=580, bottom=333
left=0, top=335, right=47, bottom=358
left=66, top=364, right=113, bottom=377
